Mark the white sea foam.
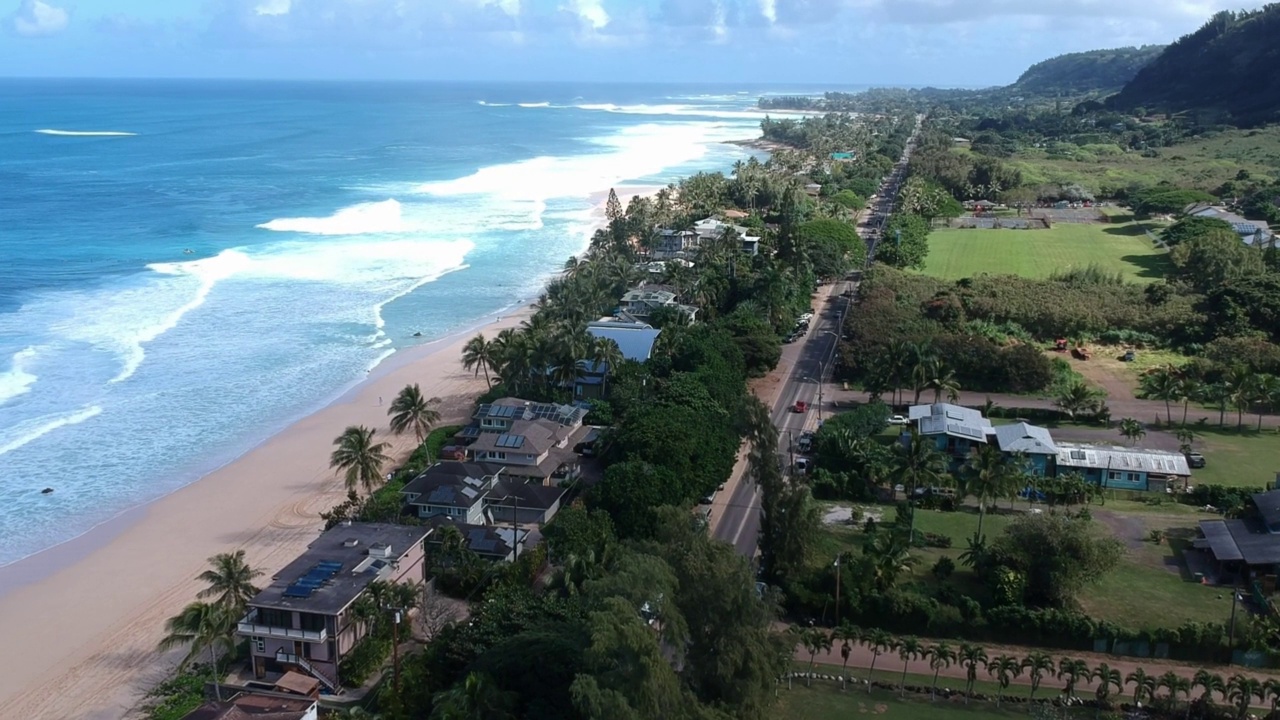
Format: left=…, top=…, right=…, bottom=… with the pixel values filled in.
left=257, top=199, right=408, bottom=236
left=477, top=101, right=512, bottom=107
left=0, top=405, right=102, bottom=457
left=517, top=102, right=551, bottom=108
left=0, top=347, right=39, bottom=404
left=35, top=129, right=137, bottom=137
left=544, top=102, right=811, bottom=121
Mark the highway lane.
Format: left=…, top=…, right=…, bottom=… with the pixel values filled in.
left=713, top=116, right=923, bottom=559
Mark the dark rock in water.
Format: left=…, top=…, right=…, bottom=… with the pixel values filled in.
left=412, top=332, right=423, bottom=337
left=41, top=487, right=54, bottom=494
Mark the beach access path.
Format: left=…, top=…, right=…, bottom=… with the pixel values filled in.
left=0, top=307, right=532, bottom=720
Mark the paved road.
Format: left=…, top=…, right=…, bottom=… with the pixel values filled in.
left=712, top=116, right=924, bottom=558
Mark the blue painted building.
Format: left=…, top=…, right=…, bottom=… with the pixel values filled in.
left=909, top=403, right=993, bottom=467
left=991, top=423, right=1057, bottom=476
left=1052, top=442, right=1190, bottom=491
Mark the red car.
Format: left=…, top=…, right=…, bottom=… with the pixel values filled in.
left=793, top=400, right=808, bottom=413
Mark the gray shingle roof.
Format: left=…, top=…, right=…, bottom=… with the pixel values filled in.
left=910, top=403, right=993, bottom=442
left=401, top=461, right=502, bottom=509
left=1253, top=489, right=1280, bottom=530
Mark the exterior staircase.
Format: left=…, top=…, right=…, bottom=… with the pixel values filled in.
left=275, top=649, right=341, bottom=693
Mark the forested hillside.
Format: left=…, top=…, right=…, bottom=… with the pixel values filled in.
left=1012, top=46, right=1163, bottom=95
left=1109, top=5, right=1280, bottom=126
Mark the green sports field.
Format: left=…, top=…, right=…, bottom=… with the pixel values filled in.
left=921, top=222, right=1170, bottom=282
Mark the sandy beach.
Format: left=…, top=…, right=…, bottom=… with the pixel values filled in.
left=0, top=186, right=665, bottom=719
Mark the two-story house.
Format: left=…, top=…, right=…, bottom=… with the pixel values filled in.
left=400, top=461, right=566, bottom=526
left=453, top=398, right=590, bottom=484
left=908, top=403, right=993, bottom=465
left=692, top=217, right=761, bottom=256
left=618, top=284, right=698, bottom=323
left=236, top=523, right=430, bottom=692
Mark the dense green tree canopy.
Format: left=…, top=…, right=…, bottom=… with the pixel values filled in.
left=990, top=513, right=1124, bottom=608
left=875, top=214, right=931, bottom=270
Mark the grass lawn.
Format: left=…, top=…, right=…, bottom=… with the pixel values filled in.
left=777, top=682, right=1092, bottom=720
left=922, top=222, right=1169, bottom=282
left=1184, top=425, right=1280, bottom=490
left=1079, top=557, right=1234, bottom=629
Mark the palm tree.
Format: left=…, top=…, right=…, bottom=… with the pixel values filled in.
left=330, top=425, right=392, bottom=495
left=158, top=601, right=235, bottom=701
left=1253, top=374, right=1280, bottom=431
left=196, top=550, right=261, bottom=615
left=928, top=363, right=962, bottom=404
left=1158, top=671, right=1191, bottom=717
left=832, top=622, right=860, bottom=691
left=1093, top=663, right=1123, bottom=708
left=987, top=654, right=1021, bottom=708
left=461, top=333, right=495, bottom=389
left=1142, top=365, right=1183, bottom=425
left=925, top=642, right=956, bottom=702
left=800, top=627, right=832, bottom=687
left=387, top=383, right=442, bottom=443
left=866, top=532, right=916, bottom=591
left=1128, top=667, right=1157, bottom=707
left=1262, top=678, right=1280, bottom=720
left=1226, top=674, right=1262, bottom=720
left=1057, top=657, right=1089, bottom=700
left=1193, top=669, right=1226, bottom=718
left=897, top=636, right=924, bottom=697
left=1023, top=652, right=1055, bottom=702
left=1118, top=417, right=1145, bottom=446
left=863, top=628, right=894, bottom=694
left=890, top=428, right=949, bottom=521
left=589, top=337, right=625, bottom=396
left=959, top=643, right=988, bottom=705
left=1055, top=381, right=1104, bottom=421
left=430, top=671, right=515, bottom=720
left=1226, top=364, right=1254, bottom=431
left=961, top=444, right=1010, bottom=539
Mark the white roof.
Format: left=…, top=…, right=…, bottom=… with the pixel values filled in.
left=909, top=403, right=993, bottom=442
left=1054, top=442, right=1190, bottom=476
left=992, top=422, right=1057, bottom=455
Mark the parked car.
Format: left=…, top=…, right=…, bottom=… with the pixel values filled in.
left=797, top=432, right=814, bottom=453
left=793, top=400, right=808, bottom=413
left=1186, top=451, right=1206, bottom=468
left=793, top=457, right=810, bottom=474
left=888, top=415, right=908, bottom=425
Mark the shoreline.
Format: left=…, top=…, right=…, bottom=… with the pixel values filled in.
left=0, top=183, right=669, bottom=720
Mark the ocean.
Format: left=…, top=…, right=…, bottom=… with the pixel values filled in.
left=0, top=80, right=816, bottom=566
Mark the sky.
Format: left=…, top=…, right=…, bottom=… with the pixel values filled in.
left=0, top=0, right=1264, bottom=85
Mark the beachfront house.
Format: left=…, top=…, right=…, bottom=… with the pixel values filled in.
left=908, top=403, right=993, bottom=465
left=990, top=422, right=1058, bottom=476
left=652, top=229, right=700, bottom=259
left=425, top=520, right=528, bottom=562
left=452, top=398, right=590, bottom=484
left=236, top=523, right=430, bottom=692
left=692, top=217, right=761, bottom=257
left=587, top=319, right=661, bottom=362
left=618, top=284, right=698, bottom=323
left=181, top=689, right=318, bottom=720
left=400, top=461, right=566, bottom=526
left=1052, top=442, right=1190, bottom=492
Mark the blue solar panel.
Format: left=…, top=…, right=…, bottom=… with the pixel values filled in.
left=283, top=584, right=314, bottom=598
left=316, top=561, right=342, bottom=571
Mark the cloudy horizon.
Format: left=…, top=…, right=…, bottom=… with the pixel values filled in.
left=2, top=0, right=1263, bottom=85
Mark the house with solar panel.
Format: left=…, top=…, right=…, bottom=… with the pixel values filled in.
left=618, top=284, right=699, bottom=323
left=425, top=521, right=527, bottom=562
left=1051, top=442, right=1190, bottom=492
left=399, top=461, right=565, bottom=527
left=453, top=398, right=591, bottom=485
left=990, top=422, right=1058, bottom=476
left=236, top=522, right=429, bottom=691
left=908, top=403, right=994, bottom=465
left=1185, top=203, right=1275, bottom=246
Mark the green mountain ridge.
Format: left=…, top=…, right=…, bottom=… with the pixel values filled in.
left=1109, top=5, right=1280, bottom=126
left=1011, top=46, right=1165, bottom=95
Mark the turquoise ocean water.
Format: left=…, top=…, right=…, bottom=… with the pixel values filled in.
left=0, top=80, right=819, bottom=565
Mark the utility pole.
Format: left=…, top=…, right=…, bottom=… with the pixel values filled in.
left=1227, top=579, right=1241, bottom=663
left=388, top=606, right=402, bottom=698
left=834, top=554, right=842, bottom=626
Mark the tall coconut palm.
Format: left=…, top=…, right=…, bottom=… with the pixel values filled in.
left=1141, top=365, right=1183, bottom=426
left=1226, top=364, right=1255, bottom=431
left=461, top=334, right=496, bottom=390
left=1226, top=674, right=1262, bottom=720
left=896, top=636, right=924, bottom=697
left=589, top=337, right=625, bottom=396
left=1093, top=663, right=1123, bottom=708
left=158, top=601, right=235, bottom=701
left=987, top=654, right=1021, bottom=708
left=959, top=643, right=988, bottom=704
left=1023, top=652, right=1055, bottom=702
left=388, top=383, right=442, bottom=443
left=196, top=550, right=261, bottom=615
left=1055, top=381, right=1103, bottom=421
left=863, top=628, right=894, bottom=694
left=1057, top=657, right=1090, bottom=700
left=832, top=622, right=861, bottom=691
left=925, top=642, right=956, bottom=702
left=961, top=444, right=1010, bottom=539
left=330, top=425, right=392, bottom=495
left=1253, top=374, right=1280, bottom=431
left=1128, top=667, right=1157, bottom=707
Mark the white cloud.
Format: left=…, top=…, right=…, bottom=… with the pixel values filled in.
left=760, top=0, right=777, bottom=23
left=565, top=0, right=609, bottom=29
left=254, top=0, right=291, bottom=16
left=11, top=0, right=69, bottom=36
left=477, top=0, right=521, bottom=16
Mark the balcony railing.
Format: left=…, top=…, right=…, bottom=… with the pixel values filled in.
left=237, top=610, right=328, bottom=643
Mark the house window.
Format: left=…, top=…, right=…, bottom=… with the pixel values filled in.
left=491, top=451, right=506, bottom=461
left=1107, top=471, right=1122, bottom=482
left=1127, top=473, right=1141, bottom=484
left=254, top=637, right=265, bottom=653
